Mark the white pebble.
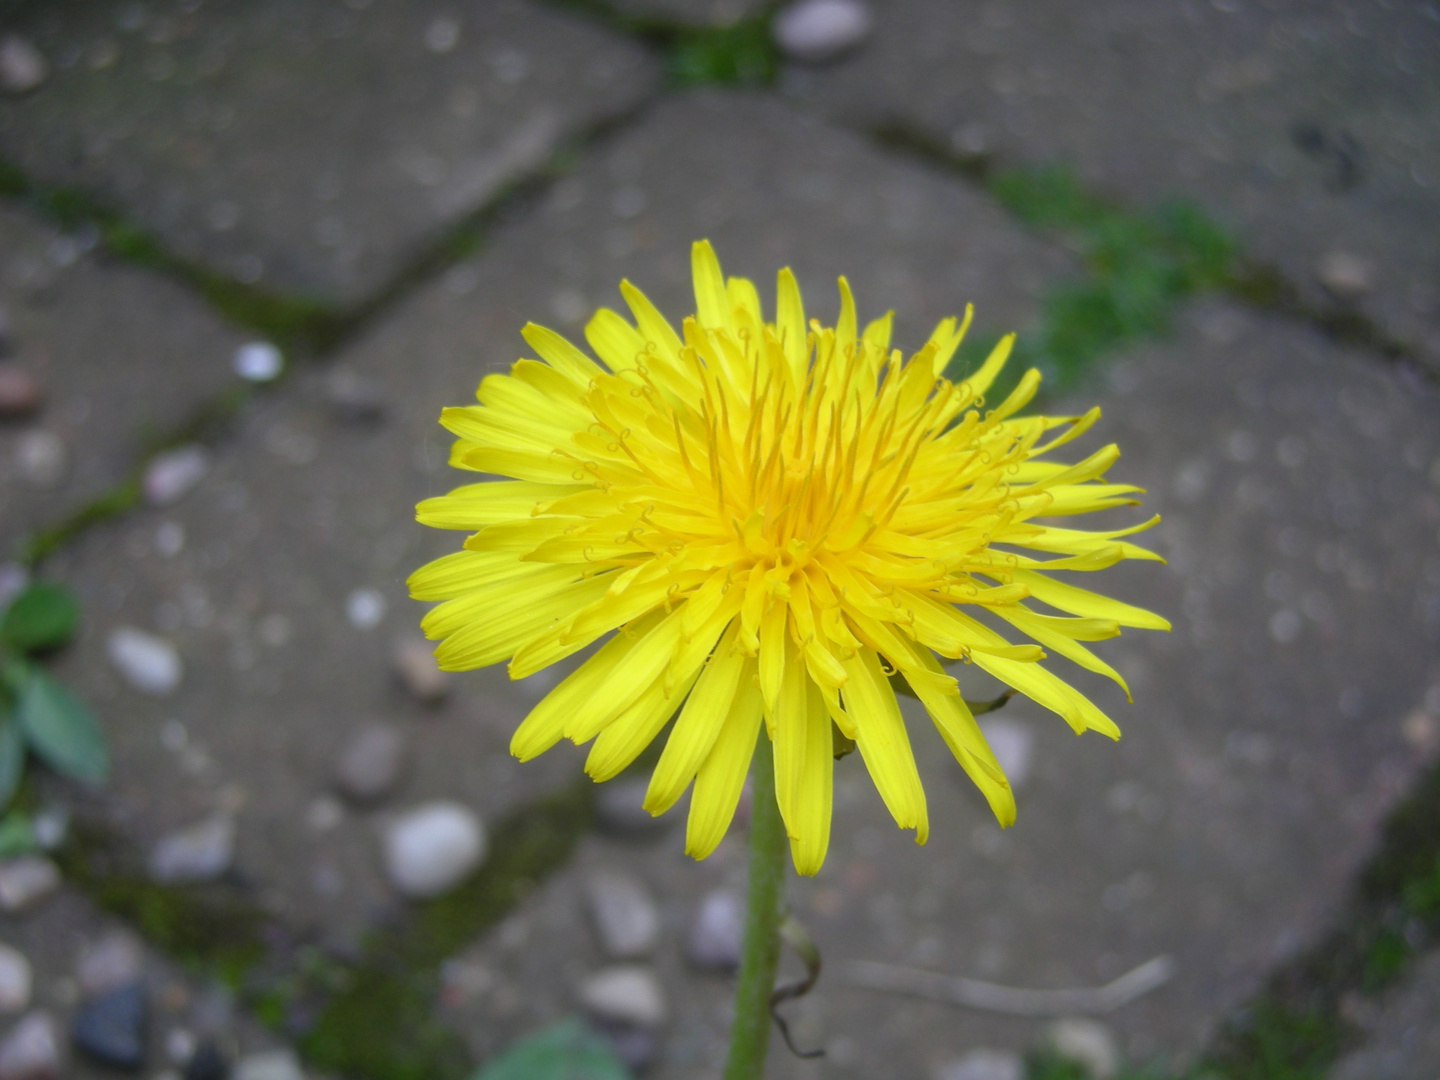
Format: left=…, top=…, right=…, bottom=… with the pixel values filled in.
left=0, top=36, right=49, bottom=94
left=334, top=723, right=408, bottom=803
left=577, top=965, right=667, bottom=1028
left=1316, top=250, right=1373, bottom=299
left=773, top=0, right=873, bottom=63
left=107, top=627, right=183, bottom=696
left=392, top=638, right=451, bottom=704
left=233, top=342, right=283, bottom=382
left=233, top=1048, right=304, bottom=1080
left=934, top=1049, right=1024, bottom=1080
left=1046, top=1018, right=1120, bottom=1080
left=382, top=802, right=485, bottom=899
left=0, top=858, right=60, bottom=914
left=0, top=565, right=28, bottom=611
left=687, top=888, right=743, bottom=970
left=346, top=588, right=386, bottom=630
left=586, top=871, right=660, bottom=960
left=0, top=943, right=33, bottom=1013
left=143, top=445, right=209, bottom=506
left=76, top=931, right=144, bottom=996
left=978, top=718, right=1033, bottom=788
left=15, top=431, right=66, bottom=489
left=0, top=1011, right=61, bottom=1079
left=149, top=816, right=234, bottom=885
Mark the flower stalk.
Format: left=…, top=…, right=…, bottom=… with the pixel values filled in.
left=723, top=733, right=787, bottom=1080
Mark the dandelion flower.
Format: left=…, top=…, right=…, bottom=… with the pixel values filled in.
left=409, top=241, right=1168, bottom=875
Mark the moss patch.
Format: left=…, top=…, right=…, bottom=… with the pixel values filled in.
left=298, top=779, right=595, bottom=1080
left=55, top=817, right=269, bottom=985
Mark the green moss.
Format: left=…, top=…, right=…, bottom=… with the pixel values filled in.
left=54, top=818, right=268, bottom=983
left=669, top=16, right=778, bottom=86
left=300, top=779, right=595, bottom=1080
left=988, top=164, right=1237, bottom=388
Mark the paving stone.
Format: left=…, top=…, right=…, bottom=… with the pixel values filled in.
left=1328, top=947, right=1440, bottom=1080
left=782, top=1, right=1440, bottom=364
left=41, top=89, right=1067, bottom=951
left=0, top=202, right=245, bottom=560
left=0, top=1, right=659, bottom=307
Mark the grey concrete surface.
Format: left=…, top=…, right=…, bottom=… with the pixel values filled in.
left=781, top=0, right=1440, bottom=365
left=0, top=0, right=659, bottom=307
left=39, top=90, right=1068, bottom=956
left=0, top=201, right=246, bottom=560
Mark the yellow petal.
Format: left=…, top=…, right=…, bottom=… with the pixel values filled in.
left=774, top=266, right=807, bottom=377
left=645, top=620, right=746, bottom=814
left=686, top=661, right=762, bottom=859
left=840, top=648, right=928, bottom=842
left=691, top=240, right=733, bottom=334
left=776, top=658, right=834, bottom=875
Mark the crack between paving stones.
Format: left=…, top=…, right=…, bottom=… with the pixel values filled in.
left=53, top=777, right=595, bottom=1080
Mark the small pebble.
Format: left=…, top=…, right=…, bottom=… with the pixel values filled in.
left=382, top=802, right=485, bottom=899
left=0, top=857, right=61, bottom=913
left=233, top=342, right=283, bottom=382
left=0, top=1011, right=62, bottom=1079
left=978, top=718, right=1033, bottom=788
left=164, top=1028, right=195, bottom=1064
left=0, top=367, right=43, bottom=418
left=0, top=36, right=49, bottom=94
left=687, top=888, right=743, bottom=970
left=334, top=723, right=409, bottom=803
left=0, top=565, right=28, bottom=612
left=577, top=965, right=666, bottom=1028
left=15, top=431, right=66, bottom=489
left=1317, top=250, right=1374, bottom=299
left=586, top=871, right=660, bottom=960
left=0, top=943, right=33, bottom=1013
left=29, top=808, right=67, bottom=851
left=324, top=367, right=385, bottom=424
left=77, top=930, right=145, bottom=996
left=72, top=982, right=146, bottom=1070
left=143, top=445, right=209, bottom=506
left=149, top=816, right=234, bottom=885
left=182, top=1041, right=228, bottom=1080
left=346, top=588, right=386, bottom=630
left=107, top=627, right=183, bottom=696
left=1046, top=1017, right=1120, bottom=1080
left=594, top=778, right=669, bottom=839
left=391, top=638, right=451, bottom=704
left=934, top=1048, right=1024, bottom=1080
left=772, top=0, right=872, bottom=63
left=233, top=1048, right=303, bottom=1080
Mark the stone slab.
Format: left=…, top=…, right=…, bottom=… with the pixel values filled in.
left=1330, top=948, right=1440, bottom=1080
left=782, top=0, right=1440, bottom=365
left=40, top=90, right=1069, bottom=955
left=433, top=297, right=1440, bottom=1078
left=0, top=199, right=246, bottom=561
left=0, top=0, right=659, bottom=307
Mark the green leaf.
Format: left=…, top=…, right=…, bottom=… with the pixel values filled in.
left=471, top=1018, right=630, bottom=1080
left=0, top=583, right=79, bottom=653
left=16, top=669, right=107, bottom=785
left=0, top=811, right=35, bottom=859
left=0, top=707, right=24, bottom=810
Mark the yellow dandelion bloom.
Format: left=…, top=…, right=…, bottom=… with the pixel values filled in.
left=410, top=241, right=1169, bottom=876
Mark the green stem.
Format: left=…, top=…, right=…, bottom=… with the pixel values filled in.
left=723, top=731, right=787, bottom=1080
